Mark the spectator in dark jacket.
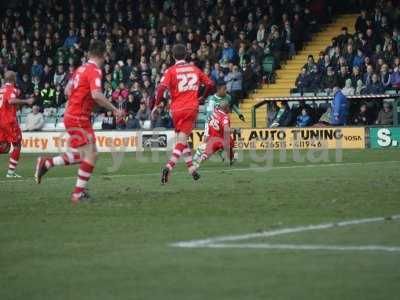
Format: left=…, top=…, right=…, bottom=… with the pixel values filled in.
left=380, top=64, right=391, bottom=89
left=102, top=111, right=116, bottom=130
left=295, top=67, right=312, bottom=92
left=321, top=67, right=338, bottom=93
left=125, top=113, right=141, bottom=129
left=350, top=66, right=363, bottom=88
left=270, top=101, right=293, bottom=127
left=303, top=55, right=318, bottom=75
left=355, top=10, right=368, bottom=34
left=390, top=67, right=400, bottom=88
left=363, top=64, right=374, bottom=85
left=366, top=73, right=384, bottom=94
left=352, top=103, right=371, bottom=125
left=352, top=49, right=365, bottom=68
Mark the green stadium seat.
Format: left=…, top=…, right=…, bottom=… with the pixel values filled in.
left=262, top=56, right=275, bottom=83
left=386, top=90, right=398, bottom=95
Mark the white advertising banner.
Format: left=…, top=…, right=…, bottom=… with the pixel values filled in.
left=20, top=130, right=176, bottom=153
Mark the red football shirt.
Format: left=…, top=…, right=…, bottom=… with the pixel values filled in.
left=0, top=83, right=19, bottom=125
left=159, top=60, right=214, bottom=112
left=208, top=107, right=231, bottom=139
left=65, top=60, right=102, bottom=120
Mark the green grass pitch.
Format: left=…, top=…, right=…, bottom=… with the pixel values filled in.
left=1, top=149, right=400, bottom=300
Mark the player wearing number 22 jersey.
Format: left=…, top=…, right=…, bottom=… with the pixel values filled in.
left=156, top=61, right=214, bottom=134
left=154, top=44, right=214, bottom=184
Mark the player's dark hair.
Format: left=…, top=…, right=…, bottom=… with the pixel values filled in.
left=89, top=40, right=106, bottom=58
left=216, top=79, right=227, bottom=88
left=172, top=44, right=187, bottom=60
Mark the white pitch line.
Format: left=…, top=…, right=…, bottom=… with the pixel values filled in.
left=1, top=160, right=400, bottom=184
left=198, top=243, right=400, bottom=252
left=171, top=214, right=400, bottom=251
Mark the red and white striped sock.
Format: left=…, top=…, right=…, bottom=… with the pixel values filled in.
left=45, top=152, right=81, bottom=169
left=166, top=143, right=186, bottom=171
left=182, top=146, right=196, bottom=174
left=8, top=147, right=21, bottom=174
left=73, top=161, right=94, bottom=195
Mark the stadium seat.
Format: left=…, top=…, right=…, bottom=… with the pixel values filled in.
left=319, top=102, right=329, bottom=110
left=386, top=90, right=398, bottom=95
left=262, top=56, right=275, bottom=83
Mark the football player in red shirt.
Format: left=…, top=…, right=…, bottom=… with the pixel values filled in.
left=153, top=44, right=215, bottom=184
left=0, top=71, right=34, bottom=177
left=35, top=41, right=123, bottom=203
left=193, top=100, right=235, bottom=168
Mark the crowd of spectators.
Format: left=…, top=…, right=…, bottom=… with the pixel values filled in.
left=267, top=97, right=394, bottom=128
left=291, top=1, right=400, bottom=126
left=0, top=0, right=331, bottom=130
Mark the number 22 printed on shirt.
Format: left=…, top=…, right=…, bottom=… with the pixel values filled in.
left=177, top=73, right=198, bottom=92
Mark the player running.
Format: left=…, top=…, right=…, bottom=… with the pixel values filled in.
left=193, top=100, right=235, bottom=169
left=193, top=79, right=244, bottom=162
left=0, top=71, right=34, bottom=178
left=35, top=41, right=122, bottom=203
left=153, top=44, right=215, bottom=184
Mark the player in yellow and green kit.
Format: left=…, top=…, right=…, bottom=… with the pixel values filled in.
left=193, top=79, right=244, bottom=165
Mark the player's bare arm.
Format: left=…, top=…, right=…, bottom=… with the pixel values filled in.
left=91, top=90, right=123, bottom=118
left=64, top=81, right=72, bottom=98
left=9, top=97, right=34, bottom=106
